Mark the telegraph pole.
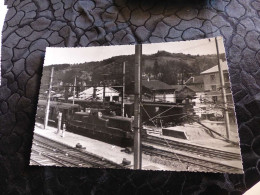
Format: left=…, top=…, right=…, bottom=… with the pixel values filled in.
left=134, top=44, right=142, bottom=169
left=44, top=67, right=54, bottom=129
left=64, top=87, right=68, bottom=102
left=103, top=83, right=106, bottom=103
left=181, top=66, right=184, bottom=85
left=102, top=74, right=108, bottom=103
left=121, top=62, right=126, bottom=117
left=215, top=37, right=230, bottom=139
left=93, top=86, right=97, bottom=100
left=72, top=76, right=76, bottom=104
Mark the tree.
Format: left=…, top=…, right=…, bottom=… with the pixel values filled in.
left=153, top=60, right=160, bottom=79
left=62, top=69, right=77, bottom=84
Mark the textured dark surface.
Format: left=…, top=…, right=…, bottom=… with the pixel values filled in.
left=1, top=0, right=260, bottom=194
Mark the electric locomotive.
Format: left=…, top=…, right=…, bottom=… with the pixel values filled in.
left=66, top=109, right=134, bottom=147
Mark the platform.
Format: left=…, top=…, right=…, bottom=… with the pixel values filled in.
left=144, top=124, right=241, bottom=154
left=162, top=127, right=188, bottom=139
left=33, top=123, right=175, bottom=170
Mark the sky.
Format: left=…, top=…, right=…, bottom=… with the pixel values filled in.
left=0, top=3, right=7, bottom=47
left=44, top=37, right=226, bottom=66
left=0, top=3, right=8, bottom=85
left=0, top=3, right=7, bottom=31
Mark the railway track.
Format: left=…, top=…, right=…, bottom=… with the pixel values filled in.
left=142, top=145, right=242, bottom=173
left=30, top=133, right=124, bottom=169
left=143, top=135, right=241, bottom=161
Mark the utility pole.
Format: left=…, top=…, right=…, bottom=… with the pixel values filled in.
left=134, top=44, right=142, bottom=169
left=93, top=86, right=97, bottom=100
left=215, top=37, right=230, bottom=139
left=103, top=83, right=106, bottom=103
left=64, top=87, right=68, bottom=102
left=121, top=62, right=126, bottom=117
left=44, top=67, right=54, bottom=129
left=72, top=76, right=76, bottom=105
left=102, top=74, right=108, bottom=103
left=182, top=66, right=184, bottom=85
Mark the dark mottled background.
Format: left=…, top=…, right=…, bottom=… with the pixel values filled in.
left=1, top=0, right=260, bottom=194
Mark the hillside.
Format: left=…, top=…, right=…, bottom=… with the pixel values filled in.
left=42, top=51, right=226, bottom=92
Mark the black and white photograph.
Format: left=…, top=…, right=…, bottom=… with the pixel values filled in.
left=30, top=37, right=243, bottom=173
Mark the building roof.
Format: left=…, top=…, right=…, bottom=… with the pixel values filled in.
left=171, top=85, right=185, bottom=92
left=185, top=75, right=204, bottom=85
left=171, top=85, right=203, bottom=93
left=142, top=80, right=174, bottom=91
left=185, top=85, right=204, bottom=93
left=200, top=60, right=228, bottom=75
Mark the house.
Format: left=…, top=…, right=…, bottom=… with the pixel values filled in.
left=185, top=75, right=204, bottom=92
left=126, top=80, right=176, bottom=103
left=183, top=77, right=207, bottom=115
left=200, top=60, right=232, bottom=103
left=187, top=85, right=208, bottom=118
left=69, top=87, right=120, bottom=102
left=142, top=80, right=176, bottom=103
left=171, top=85, right=196, bottom=103
left=199, top=60, right=236, bottom=121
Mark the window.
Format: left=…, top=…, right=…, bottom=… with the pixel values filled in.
left=225, top=85, right=231, bottom=93
left=212, top=96, right=218, bottom=103
left=112, top=96, right=119, bottom=102
left=211, top=85, right=217, bottom=91
left=210, top=74, right=216, bottom=81
left=226, top=95, right=233, bottom=102
left=224, top=73, right=229, bottom=82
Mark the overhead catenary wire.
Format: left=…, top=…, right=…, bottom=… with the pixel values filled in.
left=140, top=97, right=237, bottom=146
left=147, top=105, right=180, bottom=122
left=141, top=103, right=157, bottom=127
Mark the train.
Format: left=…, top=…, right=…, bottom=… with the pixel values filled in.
left=35, top=100, right=136, bottom=147
left=65, top=99, right=190, bottom=126
left=66, top=109, right=134, bottom=147
left=35, top=99, right=189, bottom=147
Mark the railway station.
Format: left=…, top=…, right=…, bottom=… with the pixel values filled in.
left=30, top=39, right=243, bottom=173
left=32, top=121, right=242, bottom=172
